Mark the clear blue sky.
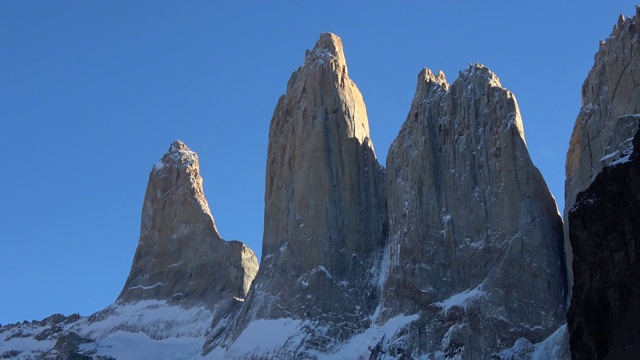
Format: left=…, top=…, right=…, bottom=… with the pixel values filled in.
left=1, top=1, right=636, bottom=325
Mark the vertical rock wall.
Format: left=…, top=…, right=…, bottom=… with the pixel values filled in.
left=380, top=66, right=567, bottom=358
left=218, top=33, right=387, bottom=356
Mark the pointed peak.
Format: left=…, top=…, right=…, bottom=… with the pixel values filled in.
left=305, top=32, right=346, bottom=68
left=168, top=139, right=191, bottom=153
left=315, top=32, right=343, bottom=54
left=154, top=140, right=198, bottom=172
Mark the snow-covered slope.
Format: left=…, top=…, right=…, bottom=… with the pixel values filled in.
left=0, top=300, right=213, bottom=359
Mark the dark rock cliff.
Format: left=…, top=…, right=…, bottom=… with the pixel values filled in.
left=568, top=126, right=640, bottom=359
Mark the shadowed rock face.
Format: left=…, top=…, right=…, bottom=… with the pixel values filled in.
left=118, top=140, right=258, bottom=305
left=568, top=129, right=640, bottom=360
left=564, top=8, right=640, bottom=293
left=380, top=66, right=567, bottom=358
left=215, top=33, right=387, bottom=355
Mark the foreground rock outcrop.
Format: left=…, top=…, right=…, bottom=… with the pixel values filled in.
left=377, top=65, right=567, bottom=358
left=119, top=140, right=258, bottom=305
left=568, top=127, right=640, bottom=359
left=206, top=32, right=387, bottom=357
left=564, top=7, right=640, bottom=293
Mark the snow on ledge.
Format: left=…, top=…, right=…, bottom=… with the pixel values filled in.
left=434, top=284, right=486, bottom=314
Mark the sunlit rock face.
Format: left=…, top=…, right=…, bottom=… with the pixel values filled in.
left=206, top=33, right=387, bottom=357
left=118, top=140, right=258, bottom=305
left=568, top=128, right=640, bottom=360
left=378, top=66, right=567, bottom=358
left=564, top=8, right=640, bottom=293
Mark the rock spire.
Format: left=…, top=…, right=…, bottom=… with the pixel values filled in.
left=118, top=140, right=258, bottom=305
left=379, top=65, right=567, bottom=358
left=209, top=32, right=387, bottom=357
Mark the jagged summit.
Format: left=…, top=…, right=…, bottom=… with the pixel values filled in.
left=417, top=67, right=448, bottom=88
left=379, top=62, right=566, bottom=358
left=415, top=64, right=508, bottom=100
left=418, top=64, right=507, bottom=92
left=118, top=140, right=258, bottom=304
left=409, top=64, right=526, bottom=145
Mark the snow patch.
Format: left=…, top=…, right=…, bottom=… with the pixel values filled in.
left=71, top=300, right=213, bottom=340
left=497, top=324, right=569, bottom=360
left=129, top=282, right=163, bottom=290
left=222, top=318, right=306, bottom=359
left=153, top=161, right=165, bottom=171
left=318, top=314, right=419, bottom=359
left=434, top=284, right=486, bottom=314
left=600, top=150, right=620, bottom=162
left=610, top=151, right=632, bottom=165
left=530, top=324, right=569, bottom=360
left=93, top=331, right=205, bottom=360
left=370, top=244, right=392, bottom=323
left=0, top=300, right=214, bottom=359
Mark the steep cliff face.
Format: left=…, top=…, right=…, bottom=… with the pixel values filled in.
left=568, top=128, right=640, bottom=359
left=564, top=7, right=640, bottom=292
left=118, top=140, right=258, bottom=305
left=207, top=33, right=387, bottom=357
left=378, top=66, right=567, bottom=358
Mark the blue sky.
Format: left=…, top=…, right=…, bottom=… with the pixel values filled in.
left=1, top=1, right=636, bottom=325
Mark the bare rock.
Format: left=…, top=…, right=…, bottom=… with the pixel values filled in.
left=564, top=8, right=640, bottom=293
left=380, top=65, right=567, bottom=358
left=117, top=140, right=258, bottom=305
